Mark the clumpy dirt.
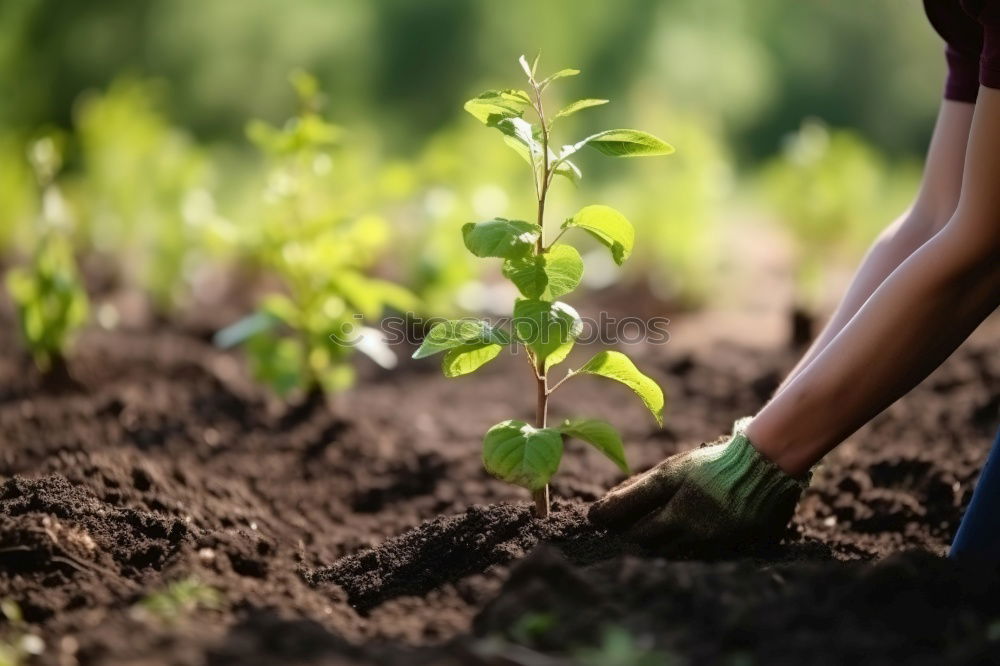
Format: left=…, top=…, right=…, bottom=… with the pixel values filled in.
left=0, top=306, right=997, bottom=665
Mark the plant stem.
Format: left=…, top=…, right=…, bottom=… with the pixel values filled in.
left=545, top=369, right=575, bottom=396
left=534, top=357, right=549, bottom=517
left=529, top=73, right=553, bottom=518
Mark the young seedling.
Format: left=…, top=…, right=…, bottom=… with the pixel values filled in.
left=216, top=71, right=416, bottom=398
left=5, top=137, right=89, bottom=376
left=415, top=56, right=673, bottom=516
left=133, top=577, right=221, bottom=625
left=759, top=120, right=914, bottom=345
left=0, top=599, right=45, bottom=665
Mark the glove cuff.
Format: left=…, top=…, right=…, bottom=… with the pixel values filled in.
left=712, top=433, right=810, bottom=517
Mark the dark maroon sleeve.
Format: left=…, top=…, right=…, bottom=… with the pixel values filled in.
left=962, top=0, right=1000, bottom=89
left=925, top=0, right=983, bottom=102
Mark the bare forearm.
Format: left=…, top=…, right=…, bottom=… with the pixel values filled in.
left=779, top=214, right=936, bottom=389
left=749, top=225, right=999, bottom=476
left=779, top=101, right=974, bottom=392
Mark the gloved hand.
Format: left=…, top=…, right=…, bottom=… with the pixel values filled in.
left=588, top=428, right=809, bottom=554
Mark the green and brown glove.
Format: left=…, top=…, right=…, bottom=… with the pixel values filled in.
left=588, top=428, right=809, bottom=554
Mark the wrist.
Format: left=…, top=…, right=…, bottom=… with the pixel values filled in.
left=720, top=433, right=810, bottom=494
left=744, top=417, right=818, bottom=479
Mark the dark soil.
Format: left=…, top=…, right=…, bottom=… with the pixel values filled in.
left=0, top=307, right=998, bottom=665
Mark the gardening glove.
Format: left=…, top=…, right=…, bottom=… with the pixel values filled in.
left=588, top=428, right=809, bottom=554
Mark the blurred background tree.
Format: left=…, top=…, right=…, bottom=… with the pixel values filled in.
left=0, top=0, right=948, bottom=330
left=0, top=0, right=943, bottom=157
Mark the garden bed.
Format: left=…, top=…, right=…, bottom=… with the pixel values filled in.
left=1, top=313, right=998, bottom=665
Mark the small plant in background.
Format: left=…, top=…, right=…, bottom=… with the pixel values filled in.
left=0, top=599, right=45, bottom=666
left=614, top=111, right=733, bottom=308
left=574, top=626, right=678, bottom=666
left=216, top=71, right=416, bottom=398
left=758, top=119, right=918, bottom=344
left=132, top=578, right=221, bottom=625
left=5, top=136, right=89, bottom=376
left=414, top=56, right=671, bottom=517
left=73, top=78, right=218, bottom=313
left=0, top=135, right=39, bottom=257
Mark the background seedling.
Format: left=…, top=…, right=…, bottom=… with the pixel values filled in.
left=132, top=578, right=221, bottom=625
left=73, top=79, right=218, bottom=313
left=5, top=136, right=89, bottom=375
left=215, top=71, right=417, bottom=398
left=0, top=600, right=45, bottom=666
left=415, top=56, right=671, bottom=516
left=758, top=119, right=918, bottom=344
left=574, top=626, right=678, bottom=666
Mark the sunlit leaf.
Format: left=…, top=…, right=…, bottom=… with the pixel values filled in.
left=513, top=299, right=582, bottom=364
left=413, top=319, right=509, bottom=359
left=555, top=98, right=609, bottom=120
left=576, top=351, right=664, bottom=424
left=544, top=339, right=574, bottom=371
left=518, top=55, right=533, bottom=79
left=574, top=128, right=674, bottom=157
left=502, top=244, right=583, bottom=299
left=493, top=117, right=541, bottom=160
left=559, top=418, right=630, bottom=474
left=561, top=204, right=634, bottom=265
left=464, top=89, right=532, bottom=125
left=540, top=68, right=580, bottom=89
left=462, top=218, right=541, bottom=259
left=482, top=420, right=563, bottom=491
left=442, top=342, right=503, bottom=377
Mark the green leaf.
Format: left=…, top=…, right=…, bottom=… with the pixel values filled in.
left=464, top=89, right=531, bottom=125
left=494, top=117, right=541, bottom=160
left=544, top=339, right=574, bottom=371
left=500, top=132, right=581, bottom=184
left=559, top=418, right=630, bottom=475
left=462, top=218, right=541, bottom=260
left=561, top=205, right=635, bottom=265
left=334, top=272, right=418, bottom=320
left=577, top=351, right=664, bottom=425
left=362, top=278, right=420, bottom=314
left=518, top=55, right=533, bottom=78
left=413, top=319, right=509, bottom=359
left=246, top=333, right=306, bottom=397
left=555, top=98, right=609, bottom=120
left=502, top=244, right=583, bottom=299
left=501, top=134, right=534, bottom=168
left=540, top=68, right=580, bottom=88
left=513, top=299, right=583, bottom=364
left=482, top=420, right=563, bottom=491
left=554, top=158, right=582, bottom=184
left=442, top=342, right=503, bottom=377
left=259, top=294, right=299, bottom=324
left=575, top=128, right=674, bottom=157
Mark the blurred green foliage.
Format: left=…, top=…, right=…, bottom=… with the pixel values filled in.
left=0, top=599, right=45, bottom=666
left=134, top=578, right=220, bottom=625
left=758, top=120, right=921, bottom=307
left=6, top=231, right=89, bottom=371
left=69, top=78, right=217, bottom=310
left=5, top=136, right=89, bottom=372
left=0, top=0, right=939, bottom=374
left=0, top=0, right=943, bottom=158
left=215, top=72, right=416, bottom=397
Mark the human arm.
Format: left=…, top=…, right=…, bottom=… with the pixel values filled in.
left=748, top=86, right=1000, bottom=476
left=778, top=99, right=974, bottom=391
left=590, top=90, right=1000, bottom=546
